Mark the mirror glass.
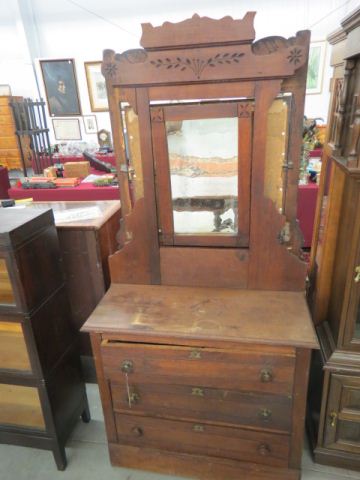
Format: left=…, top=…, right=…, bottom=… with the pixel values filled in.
left=264, top=97, right=290, bottom=214
left=166, top=117, right=238, bottom=235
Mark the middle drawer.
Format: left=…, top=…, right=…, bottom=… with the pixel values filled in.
left=101, top=341, right=296, bottom=395
left=110, top=381, right=292, bottom=432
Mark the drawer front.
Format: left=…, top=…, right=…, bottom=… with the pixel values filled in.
left=102, top=342, right=295, bottom=395
left=0, top=321, right=31, bottom=372
left=115, top=413, right=290, bottom=467
left=0, top=383, right=45, bottom=430
left=110, top=381, right=292, bottom=432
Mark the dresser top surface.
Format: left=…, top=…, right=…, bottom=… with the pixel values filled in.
left=82, top=283, right=318, bottom=349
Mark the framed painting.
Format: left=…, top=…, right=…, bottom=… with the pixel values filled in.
left=52, top=118, right=81, bottom=140
left=84, top=61, right=109, bottom=112
left=40, top=59, right=82, bottom=116
left=306, top=42, right=326, bottom=95
left=83, top=115, right=98, bottom=134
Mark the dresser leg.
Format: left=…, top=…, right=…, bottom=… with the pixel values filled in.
left=53, top=443, right=67, bottom=471
left=81, top=398, right=91, bottom=423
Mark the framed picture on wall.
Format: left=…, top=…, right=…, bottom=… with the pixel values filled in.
left=84, top=61, right=109, bottom=112
left=83, top=115, right=98, bottom=134
left=306, top=42, right=326, bottom=95
left=40, top=59, right=82, bottom=116
left=0, top=85, right=12, bottom=96
left=52, top=118, right=81, bottom=140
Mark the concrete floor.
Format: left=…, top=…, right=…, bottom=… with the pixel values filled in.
left=0, top=384, right=359, bottom=480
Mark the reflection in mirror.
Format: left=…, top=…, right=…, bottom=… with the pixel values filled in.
left=0, top=259, right=15, bottom=305
left=120, top=103, right=144, bottom=205
left=264, top=96, right=290, bottom=214
left=166, top=117, right=238, bottom=235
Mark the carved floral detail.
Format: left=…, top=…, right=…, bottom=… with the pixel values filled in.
left=238, top=102, right=254, bottom=118
left=150, top=52, right=244, bottom=79
left=286, top=48, right=302, bottom=65
left=103, top=62, right=118, bottom=78
left=151, top=107, right=164, bottom=122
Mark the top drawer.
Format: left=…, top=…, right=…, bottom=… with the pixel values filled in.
left=101, top=341, right=295, bottom=395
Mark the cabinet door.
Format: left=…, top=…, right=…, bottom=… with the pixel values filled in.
left=343, top=223, right=360, bottom=350
left=324, top=374, right=360, bottom=453
left=0, top=320, right=32, bottom=372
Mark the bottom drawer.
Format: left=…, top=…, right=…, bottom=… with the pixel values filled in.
left=115, top=413, right=289, bottom=467
left=0, top=383, right=45, bottom=430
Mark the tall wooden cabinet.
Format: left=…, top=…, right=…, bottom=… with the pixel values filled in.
left=83, top=12, right=318, bottom=480
left=0, top=208, right=90, bottom=470
left=0, top=96, right=31, bottom=171
left=307, top=7, right=360, bottom=471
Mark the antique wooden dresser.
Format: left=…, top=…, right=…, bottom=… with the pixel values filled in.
left=0, top=208, right=89, bottom=470
left=307, top=7, right=360, bottom=471
left=83, top=12, right=318, bottom=480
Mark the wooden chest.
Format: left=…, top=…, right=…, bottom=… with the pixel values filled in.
left=0, top=96, right=31, bottom=170
left=83, top=284, right=318, bottom=480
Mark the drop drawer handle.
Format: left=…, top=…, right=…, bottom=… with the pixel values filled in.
left=260, top=368, right=273, bottom=382
left=355, top=266, right=360, bottom=283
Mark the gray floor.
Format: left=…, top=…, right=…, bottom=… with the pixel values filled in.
left=0, top=384, right=359, bottom=480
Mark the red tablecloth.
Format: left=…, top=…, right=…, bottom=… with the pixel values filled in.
left=8, top=183, right=120, bottom=201
left=9, top=181, right=318, bottom=247
left=297, top=183, right=318, bottom=248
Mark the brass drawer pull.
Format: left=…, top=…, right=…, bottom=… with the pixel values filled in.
left=131, top=426, right=143, bottom=437
left=259, top=408, right=272, bottom=420
left=121, top=360, right=133, bottom=374
left=191, top=387, right=204, bottom=397
left=129, top=391, right=140, bottom=404
left=189, top=349, right=201, bottom=359
left=257, top=443, right=271, bottom=456
left=329, top=411, right=338, bottom=428
left=355, top=266, right=360, bottom=283
left=260, top=368, right=273, bottom=383
left=193, top=424, right=205, bottom=432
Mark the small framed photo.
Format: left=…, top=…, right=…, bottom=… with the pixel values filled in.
left=0, top=85, right=12, bottom=96
left=306, top=42, right=326, bottom=95
left=40, top=59, right=82, bottom=116
left=83, top=115, right=98, bottom=134
left=84, top=61, right=109, bottom=112
left=52, top=118, right=81, bottom=140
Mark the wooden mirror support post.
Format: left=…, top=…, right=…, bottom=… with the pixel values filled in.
left=83, top=12, right=318, bottom=480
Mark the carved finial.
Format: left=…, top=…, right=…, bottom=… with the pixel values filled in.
left=140, top=12, right=256, bottom=50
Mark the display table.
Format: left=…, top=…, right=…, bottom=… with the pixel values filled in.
left=32, top=153, right=116, bottom=172
left=8, top=182, right=120, bottom=201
